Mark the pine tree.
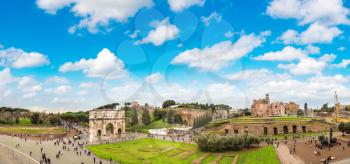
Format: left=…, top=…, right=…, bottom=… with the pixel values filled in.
left=142, top=108, right=151, bottom=125
left=131, top=109, right=138, bottom=125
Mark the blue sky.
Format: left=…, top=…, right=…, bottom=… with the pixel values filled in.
left=0, top=0, right=350, bottom=111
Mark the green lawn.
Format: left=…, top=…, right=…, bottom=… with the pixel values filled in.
left=0, top=126, right=66, bottom=134
left=237, top=146, right=279, bottom=164
left=218, top=156, right=235, bottom=164
left=201, top=154, right=217, bottom=164
left=87, top=138, right=280, bottom=164
left=87, top=138, right=202, bottom=164
left=18, top=118, right=33, bottom=125
left=128, top=120, right=175, bottom=133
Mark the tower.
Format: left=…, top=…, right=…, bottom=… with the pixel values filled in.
left=334, top=91, right=340, bottom=122
left=265, top=94, right=270, bottom=104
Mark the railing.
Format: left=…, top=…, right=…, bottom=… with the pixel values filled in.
left=0, top=143, right=39, bottom=164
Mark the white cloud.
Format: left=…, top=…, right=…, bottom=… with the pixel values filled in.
left=319, top=53, right=336, bottom=63
left=172, top=32, right=269, bottom=71
left=299, top=23, right=342, bottom=44
left=145, top=72, right=162, bottom=84
left=225, top=69, right=289, bottom=81
left=224, top=31, right=234, bottom=38
left=59, top=48, right=128, bottom=79
left=305, top=45, right=320, bottom=54
left=332, top=59, right=350, bottom=68
left=337, top=46, right=346, bottom=51
left=18, top=76, right=43, bottom=98
left=36, top=0, right=73, bottom=14
left=201, top=12, right=222, bottom=26
left=279, top=29, right=299, bottom=44
left=167, top=0, right=205, bottom=12
left=37, top=0, right=154, bottom=33
left=254, top=46, right=306, bottom=61
left=137, top=18, right=179, bottom=46
left=0, top=68, right=14, bottom=86
left=127, top=30, right=140, bottom=39
left=79, top=82, right=98, bottom=89
left=279, top=23, right=342, bottom=45
left=45, top=76, right=69, bottom=84
left=278, top=57, right=328, bottom=75
left=0, top=47, right=49, bottom=68
left=53, top=85, right=72, bottom=94
left=266, top=0, right=350, bottom=26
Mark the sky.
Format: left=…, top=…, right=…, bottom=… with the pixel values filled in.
left=0, top=0, right=350, bottom=112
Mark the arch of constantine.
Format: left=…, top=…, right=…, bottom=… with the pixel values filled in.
left=89, top=105, right=125, bottom=143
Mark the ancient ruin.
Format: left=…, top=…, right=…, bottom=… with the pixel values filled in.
left=89, top=105, right=125, bottom=143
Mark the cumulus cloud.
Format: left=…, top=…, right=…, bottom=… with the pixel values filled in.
left=145, top=72, right=162, bottom=84
left=0, top=68, right=14, bottom=86
left=279, top=23, right=342, bottom=45
left=278, top=57, right=329, bottom=75
left=172, top=32, right=269, bottom=71
left=59, top=48, right=128, bottom=79
left=36, top=0, right=73, bottom=14
left=0, top=47, right=49, bottom=68
left=254, top=46, right=306, bottom=61
left=18, top=76, right=43, bottom=98
left=53, top=85, right=72, bottom=94
left=79, top=82, right=98, bottom=89
left=36, top=0, right=154, bottom=33
left=266, top=0, right=350, bottom=26
left=137, top=18, right=179, bottom=46
left=167, top=0, right=205, bottom=12
left=45, top=76, right=69, bottom=84
left=201, top=12, right=222, bottom=26
left=332, top=59, right=350, bottom=68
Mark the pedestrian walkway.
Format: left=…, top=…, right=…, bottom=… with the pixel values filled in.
left=0, top=135, right=109, bottom=164
left=276, top=144, right=304, bottom=164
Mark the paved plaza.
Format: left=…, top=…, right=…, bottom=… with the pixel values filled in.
left=0, top=134, right=109, bottom=164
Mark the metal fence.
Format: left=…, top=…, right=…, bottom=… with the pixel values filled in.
left=0, top=143, right=39, bottom=164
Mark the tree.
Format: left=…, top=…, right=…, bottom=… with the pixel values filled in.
left=153, top=108, right=162, bottom=120
left=167, top=110, right=176, bottom=124
left=174, top=114, right=183, bottom=124
left=297, top=109, right=304, bottom=116
left=142, top=109, right=151, bottom=125
left=30, top=113, right=40, bottom=124
left=49, top=115, right=61, bottom=125
left=339, top=122, right=346, bottom=135
left=162, top=100, right=176, bottom=108
left=131, top=109, right=138, bottom=125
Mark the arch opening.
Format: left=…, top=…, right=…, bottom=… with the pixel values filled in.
left=105, top=123, right=114, bottom=136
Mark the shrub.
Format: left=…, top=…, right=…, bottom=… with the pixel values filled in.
left=197, top=134, right=260, bottom=152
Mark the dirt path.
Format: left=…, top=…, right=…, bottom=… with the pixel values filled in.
left=192, top=153, right=209, bottom=164
left=276, top=144, right=304, bottom=164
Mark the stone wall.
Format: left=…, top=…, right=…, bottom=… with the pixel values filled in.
left=209, top=121, right=333, bottom=136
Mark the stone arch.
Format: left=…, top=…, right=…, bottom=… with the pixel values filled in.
left=292, top=125, right=297, bottom=134
left=273, top=127, right=278, bottom=135
left=264, top=127, right=268, bottom=135
left=118, top=128, right=122, bottom=134
left=302, top=126, right=306, bottom=133
left=224, top=129, right=229, bottom=134
left=283, top=126, right=288, bottom=134
left=97, top=130, right=102, bottom=137
left=105, top=123, right=114, bottom=136
left=234, top=129, right=239, bottom=134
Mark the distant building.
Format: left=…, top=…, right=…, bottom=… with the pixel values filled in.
left=251, top=94, right=271, bottom=117
left=286, top=102, right=300, bottom=115
left=251, top=94, right=300, bottom=117
left=271, top=102, right=287, bottom=116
